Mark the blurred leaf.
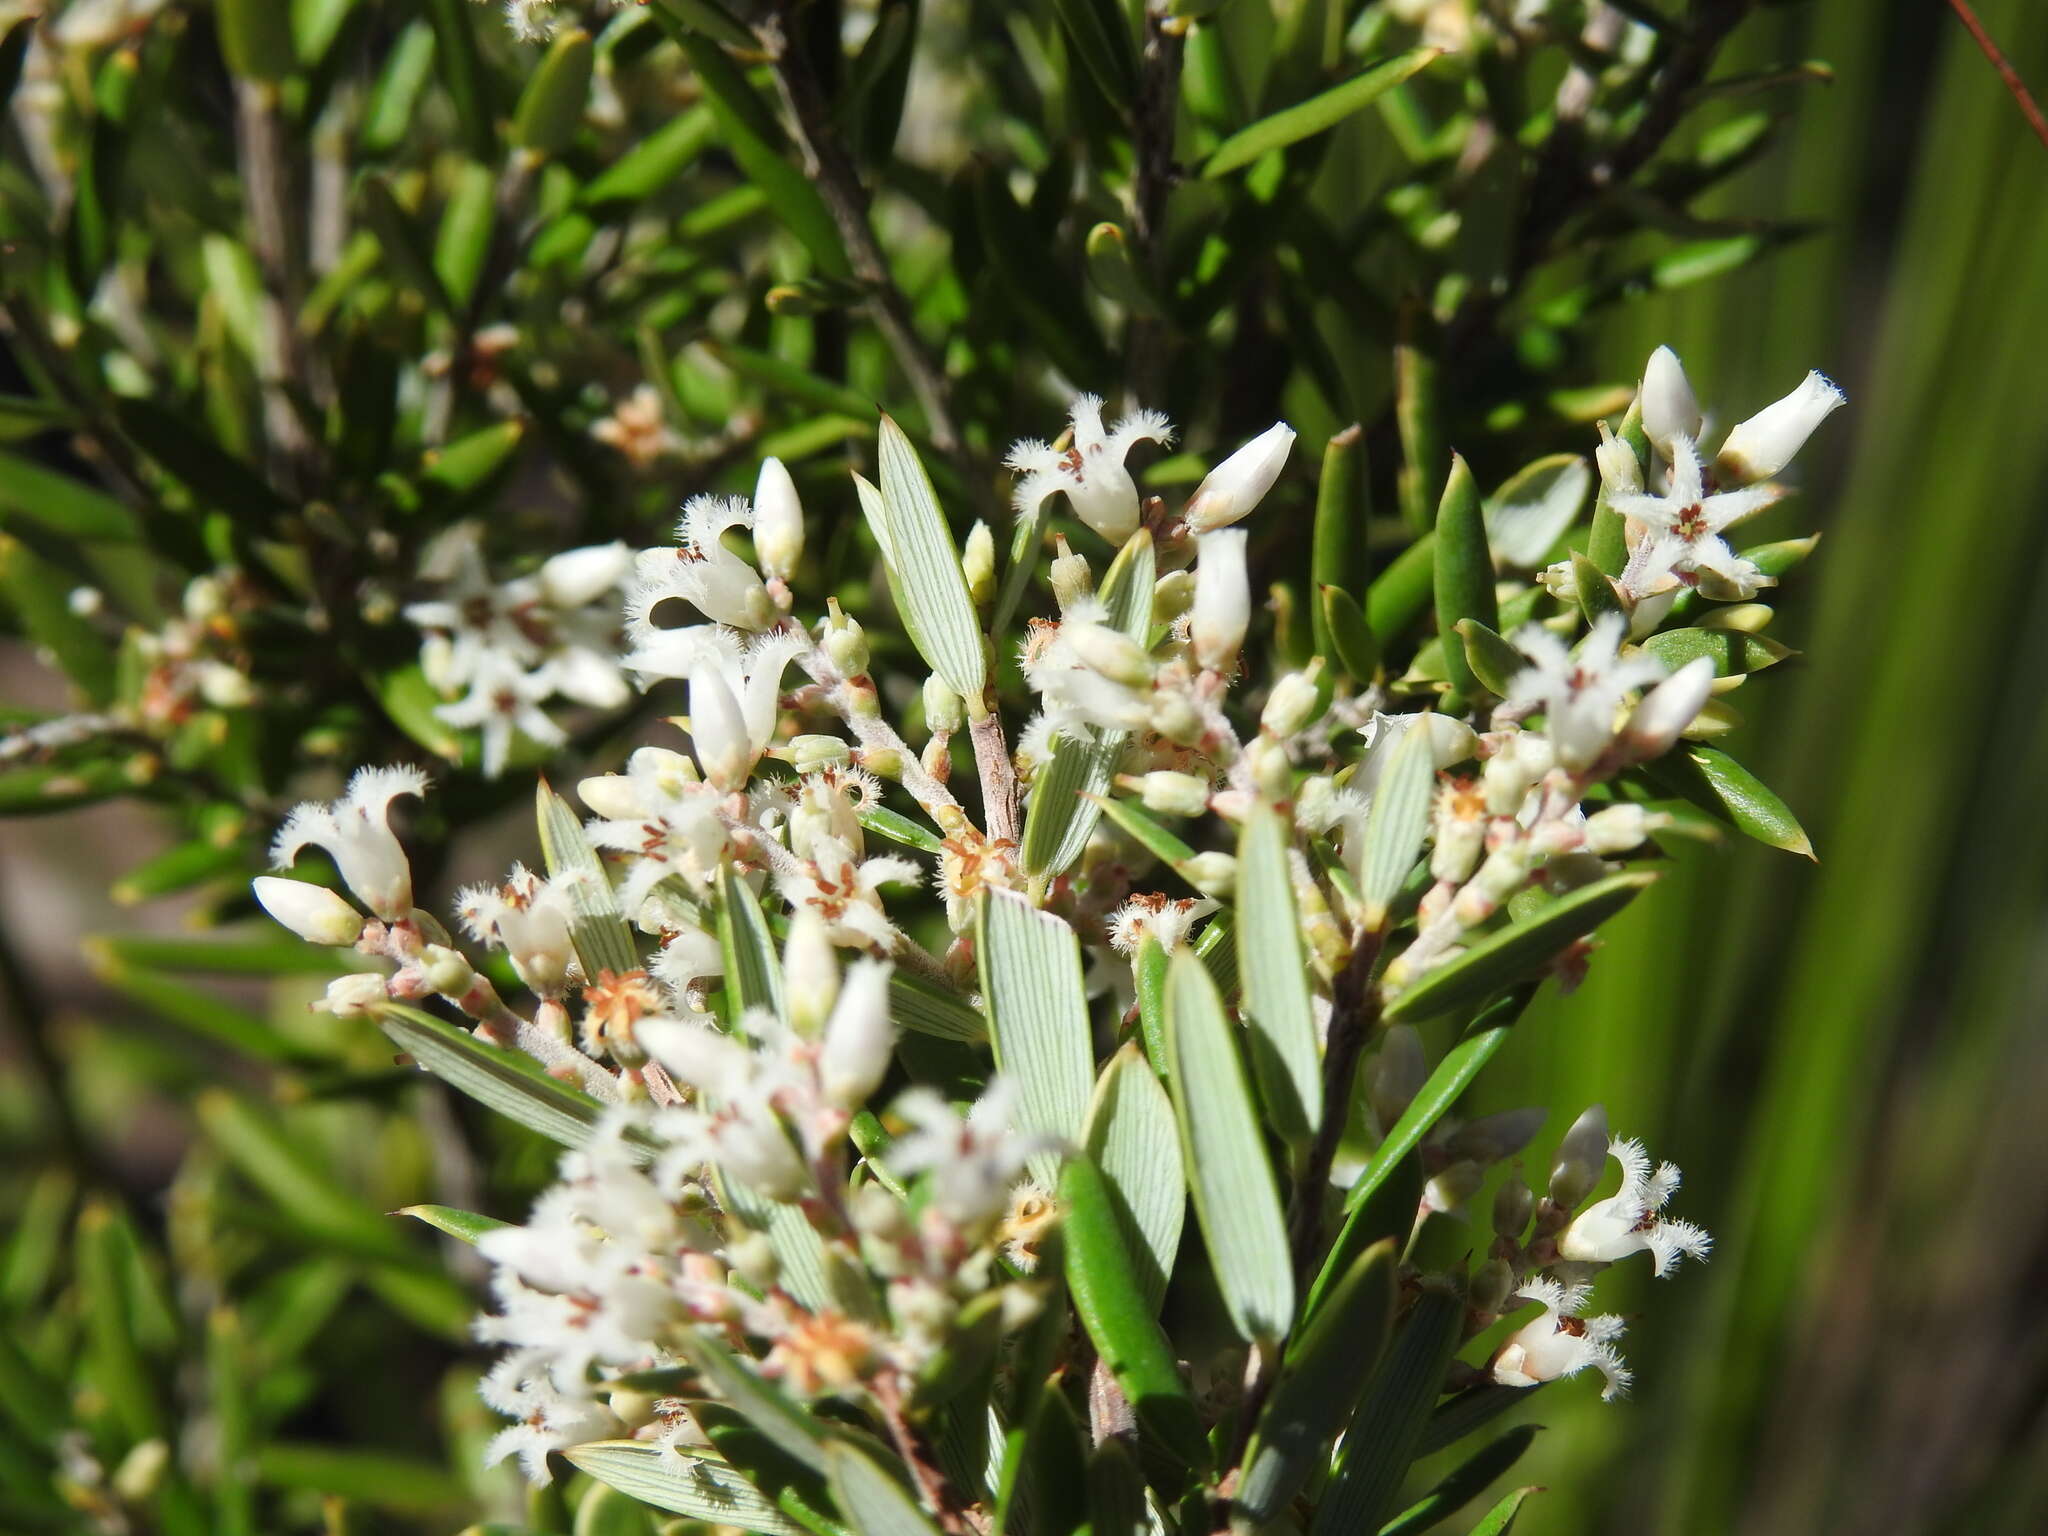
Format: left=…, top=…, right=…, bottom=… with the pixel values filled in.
left=977, top=889, right=1093, bottom=1187
left=1312, top=1286, right=1464, bottom=1534
left=1456, top=619, right=1527, bottom=699
left=218, top=0, right=297, bottom=82
left=0, top=449, right=138, bottom=541
left=825, top=1440, right=940, bottom=1536
left=358, top=20, right=436, bottom=156
left=670, top=1329, right=825, bottom=1471
left=513, top=28, right=594, bottom=156
left=1484, top=454, right=1590, bottom=570
left=1321, top=584, right=1382, bottom=684
left=0, top=531, right=117, bottom=704
left=1237, top=802, right=1321, bottom=1143
left=1049, top=0, right=1138, bottom=107
left=1463, top=1487, right=1539, bottom=1535
left=83, top=939, right=312, bottom=1064
left=1379, top=1426, right=1540, bottom=1535
left=255, top=1443, right=465, bottom=1514
left=1165, top=947, right=1293, bottom=1343
left=422, top=0, right=494, bottom=161
left=1205, top=48, right=1443, bottom=177
left=397, top=1204, right=508, bottom=1245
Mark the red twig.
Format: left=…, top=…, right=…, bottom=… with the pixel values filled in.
left=1946, top=0, right=2048, bottom=152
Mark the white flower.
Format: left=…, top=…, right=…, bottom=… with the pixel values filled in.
left=752, top=456, right=805, bottom=582
left=819, top=959, right=896, bottom=1109
left=1623, top=656, right=1715, bottom=759
left=630, top=628, right=802, bottom=792
left=1608, top=437, right=1785, bottom=601
left=456, top=864, right=579, bottom=997
left=251, top=876, right=364, bottom=946
left=773, top=836, right=922, bottom=950
left=1105, top=894, right=1217, bottom=955
left=1594, top=422, right=1643, bottom=497
left=1006, top=394, right=1174, bottom=544
left=1355, top=711, right=1481, bottom=790
left=1505, top=615, right=1666, bottom=774
left=889, top=1078, right=1057, bottom=1228
left=1489, top=1279, right=1631, bottom=1400
left=629, top=497, right=776, bottom=634
left=271, top=765, right=427, bottom=919
left=1184, top=421, right=1295, bottom=532
left=1639, top=345, right=1701, bottom=453
left=1716, top=370, right=1845, bottom=483
left=581, top=746, right=731, bottom=916
left=479, top=1349, right=625, bottom=1483
left=1190, top=530, right=1249, bottom=672
left=1559, top=1135, right=1713, bottom=1275
left=538, top=542, right=634, bottom=609
left=436, top=651, right=567, bottom=778
left=590, top=382, right=681, bottom=466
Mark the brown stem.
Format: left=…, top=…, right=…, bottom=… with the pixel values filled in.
left=1287, top=930, right=1384, bottom=1286
left=872, top=1373, right=977, bottom=1535
left=1127, top=6, right=1187, bottom=408
left=233, top=79, right=317, bottom=492
left=967, top=707, right=1020, bottom=846
left=759, top=6, right=961, bottom=456
left=1946, top=0, right=2048, bottom=151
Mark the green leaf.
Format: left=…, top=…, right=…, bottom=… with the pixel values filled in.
left=670, top=1329, right=826, bottom=1471
left=360, top=171, right=456, bottom=315
left=858, top=802, right=945, bottom=854
left=1089, top=793, right=1199, bottom=867
left=513, top=28, right=594, bottom=155
left=253, top=1443, right=464, bottom=1514
left=1311, top=426, right=1373, bottom=660
left=374, top=663, right=466, bottom=762
left=76, top=1201, right=162, bottom=1442
left=0, top=448, right=138, bottom=541
left=573, top=1480, right=658, bottom=1536
left=1463, top=1486, right=1540, bottom=1535
left=1164, top=948, right=1294, bottom=1343
left=1379, top=1426, right=1540, bottom=1536
left=358, top=21, right=436, bottom=156
left=423, top=417, right=526, bottom=499
left=1416, top=1385, right=1535, bottom=1459
left=374, top=1002, right=641, bottom=1157
left=83, top=939, right=309, bottom=1065
left=111, top=838, right=245, bottom=905
left=1359, top=721, right=1438, bottom=927
left=1638, top=627, right=1793, bottom=677
left=0, top=532, right=117, bottom=704
left=1238, top=1237, right=1398, bottom=1523
left=1434, top=453, right=1498, bottom=702
left=1365, top=532, right=1436, bottom=644
left=888, top=970, right=988, bottom=1043
left=397, top=1204, right=508, bottom=1246
left=1587, top=401, right=1645, bottom=576
left=977, top=890, right=1093, bottom=1186
left=218, top=0, right=297, bottom=81
left=566, top=1443, right=807, bottom=1534
left=1205, top=48, right=1442, bottom=177
left=1384, top=871, right=1656, bottom=1022
left=1237, top=802, right=1321, bottom=1143
left=1320, top=583, right=1382, bottom=683
left=646, top=0, right=755, bottom=49
left=1484, top=454, right=1590, bottom=569
left=869, top=417, right=986, bottom=702
left=1021, top=530, right=1155, bottom=878
left=1311, top=1286, right=1465, bottom=1534
left=1455, top=620, right=1528, bottom=700
left=1082, top=1044, right=1184, bottom=1315
left=717, top=864, right=787, bottom=1027
left=581, top=105, right=716, bottom=209
left=1642, top=744, right=1814, bottom=857
left=1060, top=1154, right=1208, bottom=1470
left=536, top=781, right=640, bottom=978
left=1050, top=0, right=1139, bottom=107
left=421, top=0, right=493, bottom=161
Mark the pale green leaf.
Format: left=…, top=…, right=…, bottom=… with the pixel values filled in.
left=1483, top=454, right=1591, bottom=569
left=1236, top=802, right=1322, bottom=1143
left=1360, top=721, right=1438, bottom=926
left=978, top=889, right=1094, bottom=1187
left=537, top=782, right=639, bottom=979
left=396, top=1204, right=507, bottom=1246
left=873, top=416, right=986, bottom=702
left=1204, top=48, right=1442, bottom=177
left=1082, top=1043, right=1184, bottom=1315
left=563, top=1441, right=807, bottom=1535
left=824, top=1441, right=944, bottom=1536
left=669, top=1329, right=825, bottom=1471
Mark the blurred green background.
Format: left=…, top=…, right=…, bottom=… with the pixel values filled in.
left=3, top=1, right=2045, bottom=1532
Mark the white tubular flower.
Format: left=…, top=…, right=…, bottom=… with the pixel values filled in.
left=1608, top=437, right=1784, bottom=601
left=1559, top=1136, right=1713, bottom=1275
left=753, top=456, right=805, bottom=582
left=1261, top=665, right=1324, bottom=737
left=889, top=1078, right=1058, bottom=1229
left=1191, top=529, right=1250, bottom=672
left=783, top=906, right=840, bottom=1036
left=1184, top=421, right=1295, bottom=532
left=1505, top=615, right=1666, bottom=774
left=628, top=496, right=776, bottom=635
left=1716, top=370, right=1845, bottom=484
left=1105, top=894, right=1217, bottom=955
left=480, top=1351, right=625, bottom=1484
left=1489, top=1279, right=1632, bottom=1401
left=537, top=541, right=633, bottom=609
left=819, top=959, right=896, bottom=1110
left=271, top=765, right=428, bottom=920
left=1639, top=345, right=1701, bottom=453
left=653, top=629, right=801, bottom=793
left=251, top=876, right=364, bottom=946
left=1006, top=394, right=1174, bottom=544
left=581, top=747, right=731, bottom=917
left=457, top=865, right=578, bottom=997
left=1623, top=656, right=1715, bottom=759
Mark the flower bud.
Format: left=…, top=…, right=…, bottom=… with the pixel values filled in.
left=1470, top=1257, right=1517, bottom=1316
left=689, top=664, right=754, bottom=792
left=1245, top=735, right=1292, bottom=802
left=1594, top=421, right=1642, bottom=497
left=951, top=520, right=993, bottom=610
left=749, top=456, right=805, bottom=581
left=539, top=541, right=633, bottom=608
left=1151, top=569, right=1194, bottom=625
left=421, top=944, right=477, bottom=998
left=1150, top=691, right=1204, bottom=746
left=822, top=602, right=870, bottom=676
left=1624, top=656, right=1714, bottom=759
left=820, top=959, right=897, bottom=1109
left=1583, top=803, right=1652, bottom=855
left=1639, top=345, right=1701, bottom=452
left=253, top=876, right=365, bottom=946
left=1445, top=1107, right=1547, bottom=1166
left=1493, top=1173, right=1534, bottom=1239
left=1369, top=1025, right=1426, bottom=1134
left=1191, top=529, right=1249, bottom=672
left=1048, top=535, right=1094, bottom=612
left=922, top=675, right=964, bottom=735
left=1260, top=662, right=1325, bottom=737
left=1133, top=770, right=1211, bottom=818
left=1716, top=370, right=1845, bottom=483
left=728, top=1230, right=781, bottom=1292
left=1184, top=422, right=1295, bottom=531
left=321, top=973, right=388, bottom=1017
left=1065, top=621, right=1153, bottom=689
left=784, top=906, right=840, bottom=1037
left=1548, top=1103, right=1610, bottom=1209
left=196, top=661, right=253, bottom=709
left=1178, top=851, right=1237, bottom=898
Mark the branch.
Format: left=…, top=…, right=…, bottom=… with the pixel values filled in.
left=967, top=707, right=1021, bottom=846
left=1946, top=0, right=2048, bottom=152
left=1287, top=930, right=1383, bottom=1286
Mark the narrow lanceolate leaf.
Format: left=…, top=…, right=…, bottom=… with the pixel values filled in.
left=1311, top=426, right=1372, bottom=661
left=1083, top=1044, right=1184, bottom=1315
left=824, top=1441, right=943, bottom=1536
left=1321, top=583, right=1382, bottom=684
left=717, top=864, right=786, bottom=1027
left=1416, top=1385, right=1536, bottom=1459
left=1021, top=530, right=1155, bottom=878
left=1641, top=745, right=1813, bottom=857
left=1378, top=1425, right=1541, bottom=1536
left=375, top=1003, right=641, bottom=1158
left=875, top=416, right=986, bottom=702
left=396, top=1205, right=507, bottom=1246
left=1434, top=453, right=1498, bottom=701
left=978, top=890, right=1094, bottom=1185
left=1464, top=1486, right=1540, bottom=1535
left=536, top=781, right=638, bottom=979
left=671, top=1330, right=826, bottom=1471
left=859, top=802, right=945, bottom=854
left=1456, top=620, right=1528, bottom=700
left=1236, top=803, right=1322, bottom=1143
left=564, top=1442, right=808, bottom=1535
left=1638, top=627, right=1794, bottom=677
left=511, top=27, right=593, bottom=156
left=1164, top=949, right=1294, bottom=1343
left=1311, top=1287, right=1465, bottom=1535
left=1484, top=454, right=1591, bottom=570
left=1060, top=1155, right=1208, bottom=1470
left=1049, top=0, right=1139, bottom=107
left=1237, top=1238, right=1398, bottom=1523
left=1360, top=722, right=1438, bottom=927
left=1089, top=794, right=1199, bottom=867
left=1383, top=870, right=1656, bottom=1022
left=888, top=971, right=988, bottom=1043
left=1204, top=47, right=1442, bottom=176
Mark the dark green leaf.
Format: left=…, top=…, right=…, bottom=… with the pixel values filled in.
left=1311, top=1286, right=1464, bottom=1534
left=1434, top=453, right=1498, bottom=701
left=1639, top=626, right=1793, bottom=676
left=1205, top=48, right=1443, bottom=177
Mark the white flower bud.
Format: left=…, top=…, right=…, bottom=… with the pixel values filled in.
left=1050, top=537, right=1094, bottom=612
left=1594, top=422, right=1642, bottom=496
left=252, top=876, right=365, bottom=946
left=922, top=674, right=964, bottom=734
left=1548, top=1103, right=1610, bottom=1208
left=270, top=765, right=427, bottom=921
left=1150, top=569, right=1194, bottom=624
left=1716, top=370, right=1845, bottom=483
left=1639, top=346, right=1701, bottom=452
left=820, top=959, right=896, bottom=1109
left=752, top=457, right=805, bottom=581
left=823, top=607, right=869, bottom=676
left=1245, top=734, right=1291, bottom=801
left=1178, top=851, right=1237, bottom=898
left=538, top=541, right=633, bottom=608
left=1134, top=770, right=1211, bottom=818
left=784, top=906, right=840, bottom=1037
left=1191, top=529, right=1249, bottom=672
left=196, top=660, right=253, bottom=709
left=1065, top=621, right=1153, bottom=688
left=689, top=664, right=754, bottom=792
left=1624, top=656, right=1714, bottom=759
left=1260, top=662, right=1324, bottom=737
left=1184, top=422, right=1295, bottom=531
left=963, top=520, right=996, bottom=605
left=1582, top=803, right=1652, bottom=855
left=421, top=944, right=476, bottom=998
left=1150, top=690, right=1203, bottom=746
left=789, top=734, right=851, bottom=774
left=321, top=973, right=388, bottom=1017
